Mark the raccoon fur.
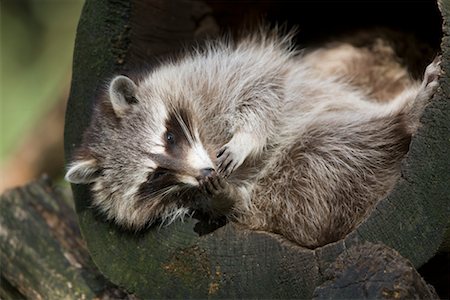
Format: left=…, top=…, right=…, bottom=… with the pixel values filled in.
left=66, top=30, right=440, bottom=248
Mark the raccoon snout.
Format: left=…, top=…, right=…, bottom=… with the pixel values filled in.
left=194, top=168, right=216, bottom=189
left=198, top=168, right=215, bottom=179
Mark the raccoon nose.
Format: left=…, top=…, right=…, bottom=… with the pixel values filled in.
left=200, top=168, right=215, bottom=178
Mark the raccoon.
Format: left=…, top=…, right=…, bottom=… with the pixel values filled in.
left=65, top=30, right=440, bottom=248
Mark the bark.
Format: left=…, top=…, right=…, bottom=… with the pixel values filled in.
left=0, top=177, right=135, bottom=300
left=313, top=242, right=438, bottom=299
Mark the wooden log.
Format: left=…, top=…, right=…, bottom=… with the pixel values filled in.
left=313, top=242, right=438, bottom=299
left=64, top=0, right=449, bottom=298
left=0, top=177, right=134, bottom=299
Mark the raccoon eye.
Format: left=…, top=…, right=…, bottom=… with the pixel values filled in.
left=151, top=170, right=166, bottom=180
left=166, top=132, right=175, bottom=145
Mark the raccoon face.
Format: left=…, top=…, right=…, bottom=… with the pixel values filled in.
left=65, top=75, right=215, bottom=228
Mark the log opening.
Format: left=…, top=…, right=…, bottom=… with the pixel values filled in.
left=64, top=0, right=449, bottom=298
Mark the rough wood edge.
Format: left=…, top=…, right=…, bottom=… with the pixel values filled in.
left=0, top=177, right=135, bottom=299
left=313, top=242, right=439, bottom=299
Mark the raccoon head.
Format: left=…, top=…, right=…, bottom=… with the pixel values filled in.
left=65, top=75, right=215, bottom=229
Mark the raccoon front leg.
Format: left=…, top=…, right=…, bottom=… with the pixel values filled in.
left=216, top=132, right=259, bottom=176
left=217, top=94, right=283, bottom=175
left=214, top=69, right=285, bottom=176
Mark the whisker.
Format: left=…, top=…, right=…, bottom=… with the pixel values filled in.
left=175, top=110, right=196, bottom=146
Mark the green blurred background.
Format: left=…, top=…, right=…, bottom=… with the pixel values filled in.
left=1, top=0, right=85, bottom=192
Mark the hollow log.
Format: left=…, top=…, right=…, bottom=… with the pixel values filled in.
left=64, top=0, right=450, bottom=298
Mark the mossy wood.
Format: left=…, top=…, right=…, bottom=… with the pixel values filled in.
left=64, top=0, right=450, bottom=298
left=0, top=178, right=131, bottom=299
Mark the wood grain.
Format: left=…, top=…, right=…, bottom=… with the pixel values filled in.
left=0, top=178, right=133, bottom=299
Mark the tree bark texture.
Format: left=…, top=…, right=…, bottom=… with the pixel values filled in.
left=64, top=0, right=450, bottom=298
left=0, top=178, right=134, bottom=300
left=313, top=242, right=438, bottom=299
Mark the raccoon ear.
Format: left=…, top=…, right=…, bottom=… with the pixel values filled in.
left=109, top=75, right=138, bottom=115
left=65, top=159, right=100, bottom=184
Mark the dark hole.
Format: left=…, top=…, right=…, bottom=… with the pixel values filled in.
left=208, top=0, right=441, bottom=46
left=207, top=0, right=441, bottom=76
left=418, top=252, right=450, bottom=299
left=192, top=210, right=228, bottom=236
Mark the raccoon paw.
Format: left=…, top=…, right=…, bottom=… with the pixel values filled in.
left=216, top=146, right=240, bottom=176
left=200, top=175, right=235, bottom=213
left=202, top=175, right=229, bottom=196
left=216, top=145, right=248, bottom=176
left=216, top=135, right=254, bottom=176
left=420, top=56, right=441, bottom=97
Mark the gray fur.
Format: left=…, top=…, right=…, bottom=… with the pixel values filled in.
left=66, top=30, right=440, bottom=248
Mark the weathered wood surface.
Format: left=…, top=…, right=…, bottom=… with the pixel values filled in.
left=1, top=180, right=444, bottom=299
left=313, top=242, right=438, bottom=299
left=0, top=177, right=134, bottom=300
left=64, top=0, right=449, bottom=298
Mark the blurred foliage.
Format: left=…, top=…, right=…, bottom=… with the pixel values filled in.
left=0, top=0, right=84, bottom=163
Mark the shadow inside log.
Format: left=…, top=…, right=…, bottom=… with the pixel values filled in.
left=192, top=211, right=228, bottom=237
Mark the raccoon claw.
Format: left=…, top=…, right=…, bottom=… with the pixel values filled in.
left=216, top=147, right=226, bottom=158
left=216, top=145, right=246, bottom=176
left=216, top=146, right=232, bottom=175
